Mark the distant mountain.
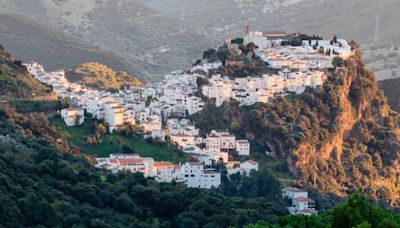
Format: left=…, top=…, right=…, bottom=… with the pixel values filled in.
left=137, top=0, right=400, bottom=81
left=0, top=13, right=151, bottom=80
left=137, top=0, right=400, bottom=45
left=1, top=0, right=399, bottom=81
left=66, top=62, right=144, bottom=91
left=0, top=0, right=215, bottom=80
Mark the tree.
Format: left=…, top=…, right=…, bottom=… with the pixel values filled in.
left=95, top=122, right=107, bottom=139
left=203, top=49, right=217, bottom=60
left=332, top=192, right=381, bottom=228
left=19, top=194, right=58, bottom=226
left=246, top=42, right=257, bottom=52
left=332, top=57, right=345, bottom=68
left=333, top=35, right=338, bottom=43
left=121, top=144, right=135, bottom=154
left=232, top=38, right=244, bottom=45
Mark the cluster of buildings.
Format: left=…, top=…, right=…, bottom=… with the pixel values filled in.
left=171, top=128, right=251, bottom=166
left=96, top=153, right=259, bottom=189
left=23, top=61, right=256, bottom=189
left=96, top=154, right=220, bottom=188
left=244, top=30, right=352, bottom=58
left=200, top=31, right=353, bottom=107
left=282, top=187, right=318, bottom=216
left=23, top=30, right=352, bottom=192
left=202, top=71, right=325, bottom=107
left=23, top=63, right=208, bottom=134
left=246, top=31, right=352, bottom=71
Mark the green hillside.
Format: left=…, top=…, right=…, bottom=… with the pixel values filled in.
left=0, top=103, right=287, bottom=227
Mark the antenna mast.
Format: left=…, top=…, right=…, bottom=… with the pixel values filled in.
left=374, top=15, right=380, bottom=44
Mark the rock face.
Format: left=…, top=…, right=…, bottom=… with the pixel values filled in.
left=292, top=51, right=400, bottom=206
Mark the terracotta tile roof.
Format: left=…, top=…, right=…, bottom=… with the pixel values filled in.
left=246, top=160, right=259, bottom=166
left=295, top=196, right=315, bottom=203
left=154, top=162, right=175, bottom=168
left=117, top=159, right=144, bottom=165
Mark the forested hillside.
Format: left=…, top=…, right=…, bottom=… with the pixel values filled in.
left=0, top=46, right=286, bottom=227
left=0, top=103, right=288, bottom=227
left=192, top=49, right=400, bottom=206
left=0, top=45, right=52, bottom=98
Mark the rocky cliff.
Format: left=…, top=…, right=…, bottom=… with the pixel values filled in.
left=192, top=49, right=400, bottom=206
left=292, top=50, right=400, bottom=206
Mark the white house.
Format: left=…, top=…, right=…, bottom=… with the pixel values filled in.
left=209, top=130, right=236, bottom=150
left=244, top=31, right=270, bottom=49
left=151, top=130, right=166, bottom=142
left=282, top=187, right=318, bottom=215
left=206, top=134, right=221, bottom=151
left=180, top=162, right=221, bottom=189
left=95, top=154, right=154, bottom=177
left=152, top=161, right=180, bottom=182
left=240, top=160, right=259, bottom=175
left=104, top=106, right=124, bottom=132
left=61, top=108, right=84, bottom=126
left=282, top=187, right=308, bottom=200
left=291, top=197, right=317, bottom=215
left=236, top=140, right=250, bottom=156
left=170, top=134, right=196, bottom=148
left=191, top=61, right=222, bottom=74
left=191, top=150, right=229, bottom=166
left=226, top=159, right=259, bottom=176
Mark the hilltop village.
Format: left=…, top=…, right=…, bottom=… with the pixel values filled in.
left=24, top=31, right=352, bottom=210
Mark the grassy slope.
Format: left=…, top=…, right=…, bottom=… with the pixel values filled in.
left=49, top=117, right=186, bottom=162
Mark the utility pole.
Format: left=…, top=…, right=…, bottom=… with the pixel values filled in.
left=179, top=6, right=186, bottom=32
left=374, top=15, right=380, bottom=45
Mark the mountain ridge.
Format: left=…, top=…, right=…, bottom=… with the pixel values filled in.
left=0, top=13, right=150, bottom=81
left=0, top=0, right=216, bottom=80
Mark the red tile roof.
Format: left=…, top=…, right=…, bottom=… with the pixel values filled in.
left=295, top=196, right=315, bottom=203
left=117, top=159, right=144, bottom=165
left=154, top=162, right=175, bottom=168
